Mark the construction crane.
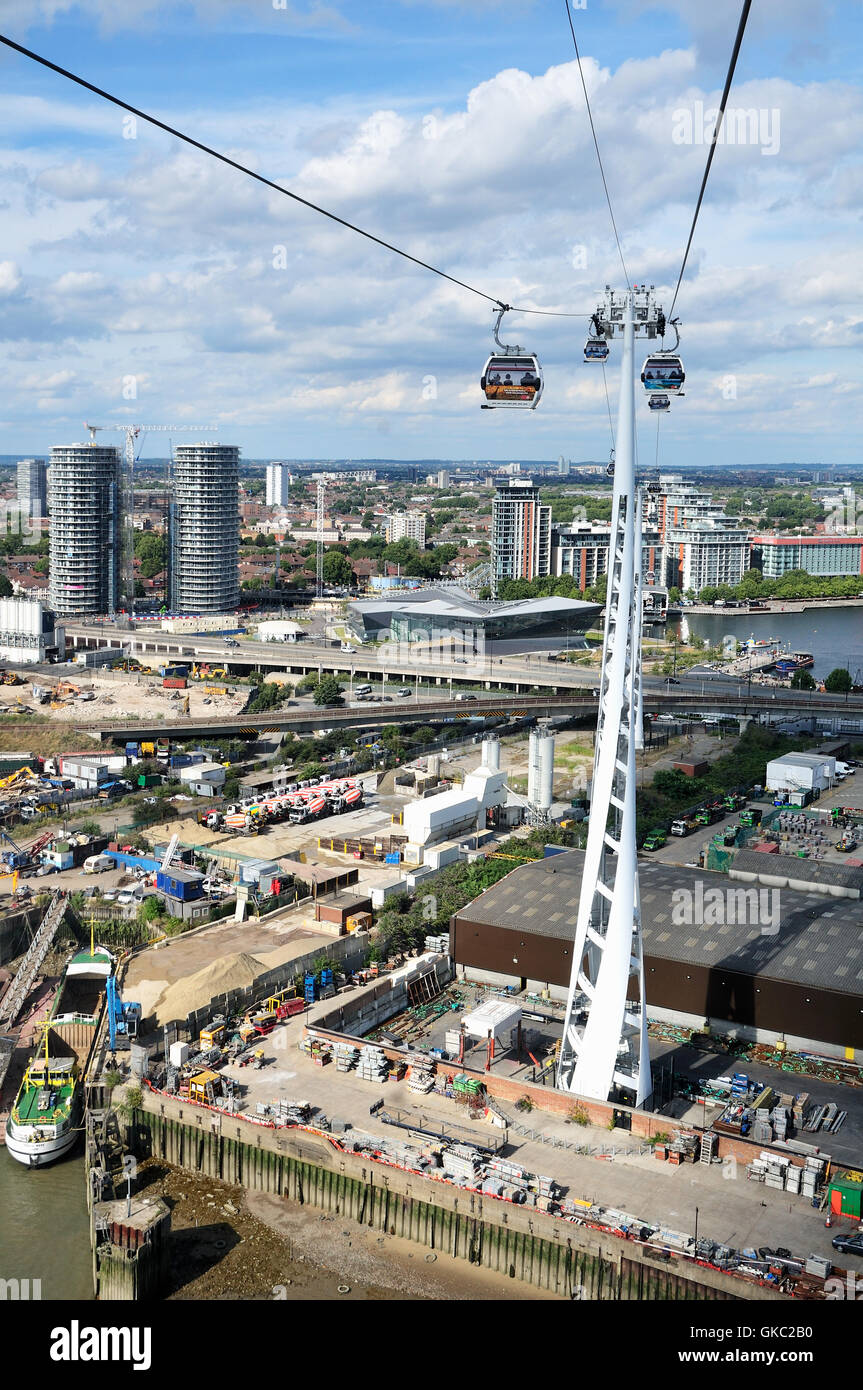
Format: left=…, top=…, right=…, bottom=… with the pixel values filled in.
left=83, top=422, right=218, bottom=613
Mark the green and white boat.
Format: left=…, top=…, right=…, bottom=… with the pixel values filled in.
left=6, top=938, right=112, bottom=1169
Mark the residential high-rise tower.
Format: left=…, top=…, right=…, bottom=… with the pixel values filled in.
left=168, top=444, right=240, bottom=613
left=48, top=444, right=120, bottom=616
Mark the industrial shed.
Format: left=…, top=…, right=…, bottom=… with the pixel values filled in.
left=449, top=851, right=863, bottom=1060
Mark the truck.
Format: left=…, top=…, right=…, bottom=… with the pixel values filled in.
left=670, top=818, right=698, bottom=837
left=695, top=805, right=724, bottom=827
left=723, top=793, right=747, bottom=812
left=642, top=829, right=667, bottom=851
left=739, top=807, right=762, bottom=828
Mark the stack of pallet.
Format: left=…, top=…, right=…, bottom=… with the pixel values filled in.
left=801, top=1157, right=825, bottom=1201
left=667, top=1132, right=700, bottom=1164
left=407, top=1053, right=435, bottom=1095
left=752, top=1114, right=773, bottom=1145
left=441, top=1143, right=485, bottom=1185
left=356, top=1043, right=389, bottom=1082
left=762, top=1153, right=789, bottom=1190
left=785, top=1163, right=801, bottom=1194
left=332, top=1041, right=359, bottom=1073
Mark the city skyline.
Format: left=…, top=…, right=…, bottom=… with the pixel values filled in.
left=0, top=2, right=859, bottom=463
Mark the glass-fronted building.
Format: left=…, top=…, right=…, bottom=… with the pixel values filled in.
left=348, top=586, right=601, bottom=656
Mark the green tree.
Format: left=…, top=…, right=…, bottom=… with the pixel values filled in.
left=0, top=572, right=13, bottom=598
left=313, top=676, right=345, bottom=706
left=790, top=669, right=816, bottom=690
left=825, top=667, right=852, bottom=694
left=322, top=550, right=354, bottom=587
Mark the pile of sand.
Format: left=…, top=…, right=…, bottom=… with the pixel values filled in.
left=154, top=951, right=265, bottom=1026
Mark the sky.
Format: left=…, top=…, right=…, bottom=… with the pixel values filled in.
left=0, top=0, right=860, bottom=466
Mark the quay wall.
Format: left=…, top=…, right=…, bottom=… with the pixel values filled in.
left=127, top=1095, right=785, bottom=1302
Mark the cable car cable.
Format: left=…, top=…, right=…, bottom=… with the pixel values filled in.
left=563, top=0, right=630, bottom=287
left=0, top=30, right=594, bottom=323
left=668, top=0, right=752, bottom=319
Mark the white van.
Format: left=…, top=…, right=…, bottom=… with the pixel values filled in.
left=83, top=854, right=113, bottom=874
left=355, top=684, right=373, bottom=696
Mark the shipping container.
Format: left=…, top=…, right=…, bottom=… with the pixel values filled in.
left=163, top=676, right=187, bottom=689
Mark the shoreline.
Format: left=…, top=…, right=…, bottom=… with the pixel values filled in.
left=677, top=597, right=863, bottom=616
left=140, top=1160, right=560, bottom=1301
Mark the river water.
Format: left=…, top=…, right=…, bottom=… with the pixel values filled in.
left=674, top=605, right=862, bottom=682
left=0, top=1146, right=94, bottom=1300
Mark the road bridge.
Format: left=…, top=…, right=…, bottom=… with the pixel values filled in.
left=92, top=687, right=863, bottom=744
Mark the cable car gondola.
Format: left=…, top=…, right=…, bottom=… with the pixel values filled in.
left=584, top=336, right=610, bottom=363
left=480, top=305, right=543, bottom=410
left=641, top=356, right=684, bottom=394
left=606, top=449, right=615, bottom=479
left=647, top=392, right=670, bottom=412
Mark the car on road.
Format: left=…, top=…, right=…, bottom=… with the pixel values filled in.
left=224, top=638, right=240, bottom=648
left=832, top=1233, right=863, bottom=1257
left=665, top=676, right=680, bottom=685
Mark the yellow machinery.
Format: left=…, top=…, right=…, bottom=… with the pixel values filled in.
left=199, top=1024, right=225, bottom=1048
left=141, top=741, right=155, bottom=756
left=181, top=695, right=190, bottom=715
left=0, top=767, right=36, bottom=791
left=205, top=685, right=228, bottom=696
left=208, top=668, right=228, bottom=681
left=185, top=1069, right=222, bottom=1104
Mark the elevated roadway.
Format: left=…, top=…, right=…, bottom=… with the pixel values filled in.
left=93, top=686, right=863, bottom=744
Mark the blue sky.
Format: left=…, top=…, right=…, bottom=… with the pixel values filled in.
left=0, top=0, right=861, bottom=465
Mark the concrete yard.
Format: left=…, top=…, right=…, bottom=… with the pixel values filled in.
left=213, top=1008, right=863, bottom=1275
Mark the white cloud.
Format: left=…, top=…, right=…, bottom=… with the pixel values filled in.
left=0, top=41, right=859, bottom=459
left=0, top=261, right=22, bottom=294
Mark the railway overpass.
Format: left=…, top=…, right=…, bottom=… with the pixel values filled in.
left=92, top=686, right=863, bottom=744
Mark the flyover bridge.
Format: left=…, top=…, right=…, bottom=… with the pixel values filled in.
left=92, top=687, right=863, bottom=744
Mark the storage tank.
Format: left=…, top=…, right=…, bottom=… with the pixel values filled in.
left=538, top=730, right=554, bottom=809
left=528, top=728, right=555, bottom=810
left=481, top=735, right=500, bottom=772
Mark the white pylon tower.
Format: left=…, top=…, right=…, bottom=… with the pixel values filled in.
left=557, top=286, right=664, bottom=1108
left=316, top=479, right=326, bottom=598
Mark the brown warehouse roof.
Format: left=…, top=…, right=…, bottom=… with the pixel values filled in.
left=454, top=851, right=863, bottom=998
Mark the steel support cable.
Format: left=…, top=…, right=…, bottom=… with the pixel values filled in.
left=563, top=0, right=630, bottom=287
left=668, top=0, right=753, bottom=319
left=0, top=31, right=592, bottom=322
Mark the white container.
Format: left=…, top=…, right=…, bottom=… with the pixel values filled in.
left=169, top=1041, right=190, bottom=1068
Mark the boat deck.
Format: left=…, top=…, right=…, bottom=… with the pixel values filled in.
left=13, top=1079, right=74, bottom=1124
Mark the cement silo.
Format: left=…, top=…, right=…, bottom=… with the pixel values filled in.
left=481, top=735, right=500, bottom=772
left=527, top=727, right=555, bottom=815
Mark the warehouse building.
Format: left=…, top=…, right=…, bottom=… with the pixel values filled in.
left=449, top=851, right=863, bottom=1060
left=766, top=752, right=836, bottom=794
